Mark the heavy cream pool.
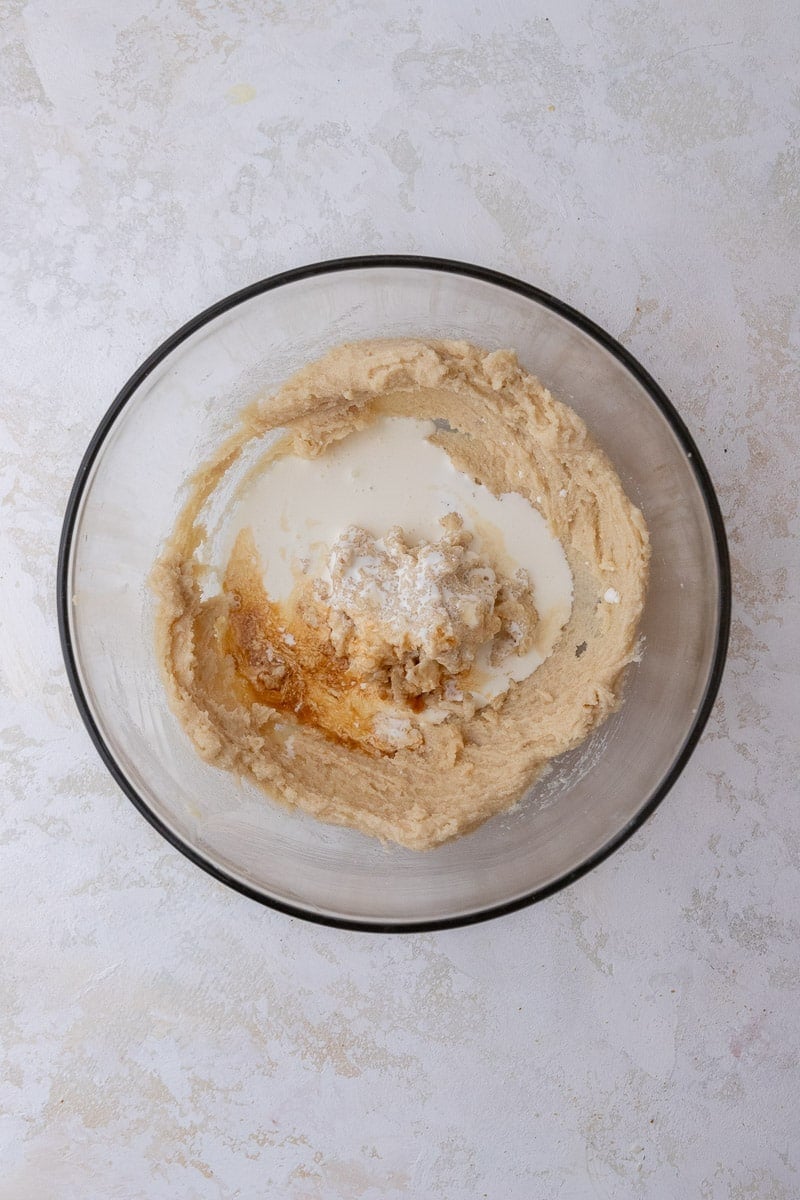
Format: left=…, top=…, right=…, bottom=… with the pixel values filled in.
left=204, top=416, right=573, bottom=708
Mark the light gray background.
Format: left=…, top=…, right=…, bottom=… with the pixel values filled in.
left=2, top=1, right=798, bottom=1197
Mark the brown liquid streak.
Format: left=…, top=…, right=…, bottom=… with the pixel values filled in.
left=220, top=528, right=391, bottom=756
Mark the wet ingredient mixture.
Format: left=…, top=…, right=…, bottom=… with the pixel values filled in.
left=153, top=339, right=649, bottom=849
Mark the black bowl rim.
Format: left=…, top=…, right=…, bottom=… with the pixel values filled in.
left=57, top=254, right=731, bottom=934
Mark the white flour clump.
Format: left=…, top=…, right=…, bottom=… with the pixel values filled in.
left=320, top=513, right=538, bottom=703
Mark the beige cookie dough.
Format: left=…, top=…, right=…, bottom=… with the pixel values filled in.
left=153, top=338, right=650, bottom=850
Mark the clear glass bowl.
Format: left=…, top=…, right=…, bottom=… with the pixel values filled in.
left=58, top=257, right=730, bottom=931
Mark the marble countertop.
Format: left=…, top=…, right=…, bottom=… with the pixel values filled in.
left=2, top=1, right=798, bottom=1196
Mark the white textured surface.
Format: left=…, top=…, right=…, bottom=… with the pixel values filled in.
left=1, top=1, right=798, bottom=1196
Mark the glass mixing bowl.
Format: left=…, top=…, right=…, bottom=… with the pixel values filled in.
left=58, top=257, right=730, bottom=931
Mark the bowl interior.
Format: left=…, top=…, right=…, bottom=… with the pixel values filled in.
left=63, top=263, right=726, bottom=928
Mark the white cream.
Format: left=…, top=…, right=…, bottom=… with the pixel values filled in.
left=214, top=417, right=573, bottom=703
